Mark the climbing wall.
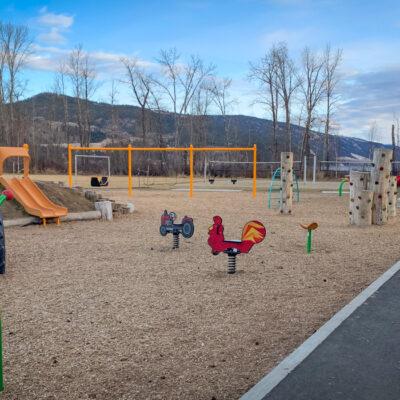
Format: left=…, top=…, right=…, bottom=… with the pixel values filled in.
left=280, top=152, right=293, bottom=215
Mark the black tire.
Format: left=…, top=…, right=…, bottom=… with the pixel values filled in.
left=159, top=225, right=168, bottom=236
left=0, top=213, right=5, bottom=274
left=181, top=221, right=194, bottom=238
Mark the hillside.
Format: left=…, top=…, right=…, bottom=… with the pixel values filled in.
left=18, top=92, right=396, bottom=161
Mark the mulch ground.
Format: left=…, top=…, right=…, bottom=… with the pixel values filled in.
left=1, top=190, right=399, bottom=400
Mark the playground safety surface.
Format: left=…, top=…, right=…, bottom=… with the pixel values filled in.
left=1, top=190, right=400, bottom=399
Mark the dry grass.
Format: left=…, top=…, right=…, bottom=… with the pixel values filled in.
left=1, top=190, right=399, bottom=400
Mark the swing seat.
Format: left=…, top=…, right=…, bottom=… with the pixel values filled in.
left=91, top=176, right=109, bottom=187
left=231, top=178, right=237, bottom=184
left=91, top=177, right=100, bottom=187
left=99, top=176, right=109, bottom=186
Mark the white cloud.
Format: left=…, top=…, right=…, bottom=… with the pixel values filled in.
left=26, top=45, right=153, bottom=77
left=37, top=7, right=74, bottom=29
left=37, top=27, right=66, bottom=45
left=36, top=8, right=74, bottom=45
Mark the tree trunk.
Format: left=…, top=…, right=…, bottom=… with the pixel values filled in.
left=371, top=148, right=392, bottom=225
left=349, top=171, right=371, bottom=226
left=285, top=105, right=291, bottom=152
left=279, top=152, right=293, bottom=214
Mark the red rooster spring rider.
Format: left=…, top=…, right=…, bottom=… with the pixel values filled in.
left=208, top=216, right=266, bottom=274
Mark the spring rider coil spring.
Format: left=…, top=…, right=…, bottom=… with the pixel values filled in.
left=172, top=233, right=180, bottom=249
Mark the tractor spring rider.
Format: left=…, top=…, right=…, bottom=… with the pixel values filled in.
left=208, top=216, right=266, bottom=274
left=160, top=210, right=195, bottom=249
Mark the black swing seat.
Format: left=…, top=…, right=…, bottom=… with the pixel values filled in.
left=91, top=176, right=109, bottom=187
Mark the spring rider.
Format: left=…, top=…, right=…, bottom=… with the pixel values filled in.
left=160, top=210, right=194, bottom=249
left=208, top=216, right=266, bottom=274
left=300, top=222, right=318, bottom=254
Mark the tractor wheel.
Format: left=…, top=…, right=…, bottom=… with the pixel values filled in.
left=159, top=225, right=168, bottom=236
left=181, top=221, right=194, bottom=238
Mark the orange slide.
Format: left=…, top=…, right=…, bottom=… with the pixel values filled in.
left=0, top=176, right=67, bottom=220
left=0, top=145, right=67, bottom=224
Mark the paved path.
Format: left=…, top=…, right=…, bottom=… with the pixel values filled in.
left=242, top=261, right=400, bottom=400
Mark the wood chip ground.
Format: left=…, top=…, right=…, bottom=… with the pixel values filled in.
left=1, top=190, right=399, bottom=400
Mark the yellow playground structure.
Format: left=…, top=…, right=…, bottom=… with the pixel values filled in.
left=0, top=145, right=67, bottom=225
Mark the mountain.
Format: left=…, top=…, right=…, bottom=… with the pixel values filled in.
left=18, top=92, right=396, bottom=161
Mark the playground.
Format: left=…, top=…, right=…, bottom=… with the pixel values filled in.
left=1, top=188, right=399, bottom=400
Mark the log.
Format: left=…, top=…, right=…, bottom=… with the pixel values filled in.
left=95, top=201, right=113, bottom=221
left=279, top=152, right=293, bottom=214
left=371, top=148, right=392, bottom=225
left=388, top=176, right=397, bottom=218
left=352, top=190, right=373, bottom=226
left=349, top=171, right=371, bottom=225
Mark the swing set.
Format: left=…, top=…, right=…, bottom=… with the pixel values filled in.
left=68, top=144, right=258, bottom=198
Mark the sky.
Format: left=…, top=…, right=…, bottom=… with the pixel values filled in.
left=1, top=0, right=400, bottom=143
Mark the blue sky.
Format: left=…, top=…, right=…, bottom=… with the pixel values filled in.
left=1, top=0, right=400, bottom=142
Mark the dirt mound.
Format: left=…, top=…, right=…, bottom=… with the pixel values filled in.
left=0, top=181, right=94, bottom=220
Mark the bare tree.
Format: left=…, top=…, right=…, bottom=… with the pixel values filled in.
left=0, top=26, right=6, bottom=143
left=208, top=76, right=235, bottom=146
left=67, top=45, right=97, bottom=147
left=299, top=47, right=326, bottom=164
left=274, top=43, right=301, bottom=152
left=249, top=49, right=279, bottom=159
left=367, top=121, right=377, bottom=159
left=322, top=44, right=342, bottom=162
left=0, top=21, right=32, bottom=145
left=53, top=60, right=70, bottom=142
left=190, top=82, right=213, bottom=146
left=155, top=48, right=215, bottom=146
left=120, top=57, right=152, bottom=144
left=108, top=80, right=119, bottom=144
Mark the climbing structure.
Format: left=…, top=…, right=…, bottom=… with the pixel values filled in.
left=268, top=167, right=299, bottom=209
left=279, top=152, right=293, bottom=214
left=349, top=148, right=395, bottom=226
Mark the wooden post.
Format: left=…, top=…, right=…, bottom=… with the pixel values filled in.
left=280, top=152, right=293, bottom=214
left=95, top=201, right=113, bottom=221
left=371, top=148, right=392, bottom=225
left=388, top=176, right=397, bottom=218
left=349, top=171, right=372, bottom=226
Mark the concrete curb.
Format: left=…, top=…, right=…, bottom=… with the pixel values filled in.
left=240, top=259, right=400, bottom=400
left=4, top=210, right=101, bottom=227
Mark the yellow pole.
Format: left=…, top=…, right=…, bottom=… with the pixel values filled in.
left=68, top=144, right=73, bottom=188
left=253, top=144, right=257, bottom=198
left=189, top=144, right=194, bottom=198
left=128, top=145, right=132, bottom=197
